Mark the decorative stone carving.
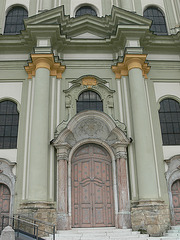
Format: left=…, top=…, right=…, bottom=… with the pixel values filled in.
left=165, top=155, right=180, bottom=224
left=63, top=75, right=115, bottom=120
left=65, top=95, right=71, bottom=108
left=116, top=151, right=127, bottom=160
left=54, top=111, right=129, bottom=148
left=73, top=118, right=109, bottom=141
left=82, top=76, right=97, bottom=88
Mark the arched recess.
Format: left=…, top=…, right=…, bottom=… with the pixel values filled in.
left=53, top=110, right=131, bottom=230
left=165, top=155, right=180, bottom=225
left=0, top=158, right=16, bottom=224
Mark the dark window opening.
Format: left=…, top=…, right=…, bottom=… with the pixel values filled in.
left=143, top=7, right=167, bottom=35
left=75, top=6, right=97, bottom=17
left=159, top=98, right=180, bottom=145
left=77, top=91, right=103, bottom=113
left=0, top=100, right=19, bottom=149
left=4, top=6, right=28, bottom=34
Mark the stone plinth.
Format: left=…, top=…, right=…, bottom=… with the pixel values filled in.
left=131, top=200, right=170, bottom=236
left=1, top=226, right=15, bottom=240
left=18, top=202, right=56, bottom=237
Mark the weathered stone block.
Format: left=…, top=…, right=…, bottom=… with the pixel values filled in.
left=1, top=226, right=15, bottom=240
left=131, top=200, right=170, bottom=237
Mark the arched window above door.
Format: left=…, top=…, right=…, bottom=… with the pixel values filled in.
left=75, top=6, right=97, bottom=17
left=0, top=100, right=19, bottom=149
left=77, top=91, right=103, bottom=113
left=143, top=6, right=168, bottom=35
left=159, top=98, right=180, bottom=145
left=4, top=6, right=28, bottom=34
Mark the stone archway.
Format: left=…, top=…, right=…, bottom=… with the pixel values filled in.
left=71, top=143, right=115, bottom=228
left=165, top=155, right=180, bottom=225
left=53, top=110, right=131, bottom=230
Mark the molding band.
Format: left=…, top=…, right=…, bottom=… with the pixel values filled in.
left=25, top=54, right=65, bottom=79
left=112, top=54, right=150, bottom=79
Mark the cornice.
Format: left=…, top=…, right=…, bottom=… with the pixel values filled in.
left=25, top=54, right=65, bottom=79
left=0, top=6, right=179, bottom=53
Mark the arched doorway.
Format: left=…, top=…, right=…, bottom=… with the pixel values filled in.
left=0, top=183, right=10, bottom=229
left=71, top=143, right=115, bottom=227
left=171, top=179, right=180, bottom=225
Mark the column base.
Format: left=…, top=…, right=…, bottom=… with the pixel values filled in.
left=57, top=213, right=71, bottom=230
left=116, top=212, right=131, bottom=229
left=131, top=200, right=170, bottom=237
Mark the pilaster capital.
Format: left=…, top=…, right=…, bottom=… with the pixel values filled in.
left=55, top=142, right=72, bottom=161
left=25, top=54, right=65, bottom=79
left=116, top=151, right=127, bottom=160
left=112, top=54, right=150, bottom=79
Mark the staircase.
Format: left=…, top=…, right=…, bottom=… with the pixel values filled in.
left=43, top=226, right=180, bottom=240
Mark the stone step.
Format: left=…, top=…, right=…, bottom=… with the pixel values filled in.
left=165, top=232, right=180, bottom=237
left=43, top=226, right=180, bottom=240
left=171, top=226, right=180, bottom=230
left=168, top=230, right=180, bottom=233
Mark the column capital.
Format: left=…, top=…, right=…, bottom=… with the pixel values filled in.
left=112, top=54, right=150, bottom=79
left=25, top=54, right=65, bottom=79
left=116, top=151, right=127, bottom=160
left=55, top=143, right=72, bottom=161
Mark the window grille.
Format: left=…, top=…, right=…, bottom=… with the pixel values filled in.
left=77, top=91, right=103, bottom=113
left=0, top=100, right=19, bottom=149
left=159, top=98, right=180, bottom=145
left=4, top=6, right=28, bottom=34
left=143, top=7, right=168, bottom=35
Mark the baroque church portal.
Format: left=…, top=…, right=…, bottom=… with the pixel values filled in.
left=0, top=0, right=180, bottom=238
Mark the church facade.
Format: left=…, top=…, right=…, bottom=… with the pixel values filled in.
left=0, top=0, right=180, bottom=237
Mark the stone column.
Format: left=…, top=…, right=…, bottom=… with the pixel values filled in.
left=112, top=55, right=170, bottom=236
left=55, top=144, right=71, bottom=230
left=23, top=54, right=65, bottom=223
left=28, top=56, right=51, bottom=201
left=116, top=149, right=131, bottom=229
left=121, top=0, right=134, bottom=11
left=127, top=55, right=159, bottom=200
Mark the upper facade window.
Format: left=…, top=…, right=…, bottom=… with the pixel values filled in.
left=77, top=91, right=103, bottom=113
left=4, top=6, right=28, bottom=35
left=0, top=100, right=19, bottom=149
left=159, top=98, right=180, bottom=145
left=75, top=6, right=97, bottom=17
left=143, top=7, right=168, bottom=35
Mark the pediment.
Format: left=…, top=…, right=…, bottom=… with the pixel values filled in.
left=24, top=5, right=151, bottom=39
left=72, top=32, right=104, bottom=39
left=64, top=75, right=114, bottom=94
left=53, top=111, right=129, bottom=148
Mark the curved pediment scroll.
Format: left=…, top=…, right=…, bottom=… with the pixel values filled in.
left=53, top=111, right=129, bottom=150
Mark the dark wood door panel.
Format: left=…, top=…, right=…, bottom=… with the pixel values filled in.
left=0, top=184, right=10, bottom=230
left=172, top=179, right=180, bottom=225
left=72, top=144, right=115, bottom=228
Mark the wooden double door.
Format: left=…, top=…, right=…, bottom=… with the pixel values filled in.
left=72, top=144, right=115, bottom=228
left=0, top=184, right=10, bottom=230
left=172, top=179, right=180, bottom=225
